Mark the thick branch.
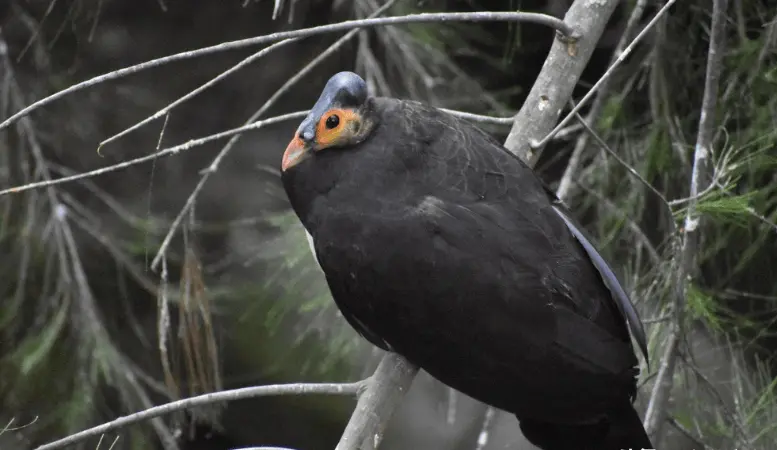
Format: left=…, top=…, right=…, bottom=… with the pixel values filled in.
left=532, top=0, right=676, bottom=154
left=335, top=353, right=419, bottom=450
left=643, top=0, right=728, bottom=438
left=555, top=0, right=648, bottom=201
left=504, top=0, right=620, bottom=162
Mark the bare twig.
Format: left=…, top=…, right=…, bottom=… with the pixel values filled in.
left=0, top=416, right=39, bottom=435
left=508, top=0, right=677, bottom=164
left=144, top=5, right=541, bottom=280
left=571, top=109, right=672, bottom=217
left=574, top=181, right=662, bottom=265
left=0, top=11, right=574, bottom=132
left=35, top=382, right=365, bottom=450
left=440, top=109, right=514, bottom=125
left=99, top=39, right=295, bottom=148
left=643, top=0, right=728, bottom=438
left=335, top=354, right=418, bottom=450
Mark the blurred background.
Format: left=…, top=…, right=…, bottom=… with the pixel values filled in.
left=1, top=0, right=776, bottom=449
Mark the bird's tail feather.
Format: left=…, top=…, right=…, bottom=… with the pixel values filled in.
left=518, top=405, right=653, bottom=450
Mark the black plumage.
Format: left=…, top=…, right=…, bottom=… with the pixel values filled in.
left=280, top=72, right=652, bottom=450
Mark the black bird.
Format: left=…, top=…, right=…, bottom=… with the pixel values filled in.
left=280, top=71, right=653, bottom=450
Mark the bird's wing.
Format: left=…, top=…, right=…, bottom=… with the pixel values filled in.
left=442, top=116, right=648, bottom=365
left=413, top=197, right=639, bottom=375
left=414, top=111, right=647, bottom=365
left=549, top=200, right=649, bottom=365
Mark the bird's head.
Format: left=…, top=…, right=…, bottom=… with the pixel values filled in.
left=281, top=71, right=378, bottom=172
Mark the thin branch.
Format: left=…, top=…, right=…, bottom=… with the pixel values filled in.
left=0, top=111, right=307, bottom=196
left=35, top=382, right=364, bottom=450
left=510, top=0, right=677, bottom=163
left=571, top=109, right=672, bottom=219
left=666, top=182, right=720, bottom=207
left=99, top=39, right=295, bottom=148
left=440, top=109, right=514, bottom=125
left=0, top=416, right=39, bottom=435
left=643, top=0, right=728, bottom=438
left=335, top=354, right=418, bottom=450
left=719, top=289, right=777, bottom=302
left=574, top=180, right=662, bottom=265
left=0, top=11, right=574, bottom=132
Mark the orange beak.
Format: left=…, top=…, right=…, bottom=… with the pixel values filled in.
left=281, top=136, right=310, bottom=171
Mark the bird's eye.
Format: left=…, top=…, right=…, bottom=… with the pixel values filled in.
left=325, top=114, right=340, bottom=129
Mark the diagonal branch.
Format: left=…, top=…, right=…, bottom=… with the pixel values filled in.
left=643, top=0, right=729, bottom=438
left=506, top=0, right=678, bottom=165
left=98, top=38, right=295, bottom=149
left=504, top=0, right=621, bottom=163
